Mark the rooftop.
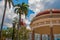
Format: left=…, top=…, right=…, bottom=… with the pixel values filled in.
left=36, top=9, right=60, bottom=17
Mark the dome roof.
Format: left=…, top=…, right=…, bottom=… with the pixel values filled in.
left=36, top=9, right=60, bottom=17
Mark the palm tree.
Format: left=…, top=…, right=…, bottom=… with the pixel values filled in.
left=0, top=0, right=14, bottom=40
left=14, top=2, right=29, bottom=28
left=14, top=2, right=29, bottom=40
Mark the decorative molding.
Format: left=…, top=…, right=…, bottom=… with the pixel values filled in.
left=32, top=23, right=60, bottom=29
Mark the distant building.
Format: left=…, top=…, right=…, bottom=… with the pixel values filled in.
left=30, top=9, right=60, bottom=40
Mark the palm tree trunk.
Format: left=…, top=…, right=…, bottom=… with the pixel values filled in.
left=17, top=13, right=21, bottom=40
left=12, top=23, right=15, bottom=40
left=18, top=14, right=21, bottom=30
left=0, top=0, right=7, bottom=40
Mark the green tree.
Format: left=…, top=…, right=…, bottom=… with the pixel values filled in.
left=6, top=28, right=13, bottom=38
left=19, top=27, right=30, bottom=40
left=2, top=27, right=30, bottom=40
left=2, top=29, right=7, bottom=40
left=0, top=0, right=14, bottom=40
left=2, top=28, right=13, bottom=40
left=14, top=3, right=29, bottom=40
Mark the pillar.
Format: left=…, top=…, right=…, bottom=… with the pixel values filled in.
left=48, top=35, right=50, bottom=40
left=40, top=34, right=42, bottom=40
left=50, top=27, right=54, bottom=40
left=32, top=29, right=35, bottom=40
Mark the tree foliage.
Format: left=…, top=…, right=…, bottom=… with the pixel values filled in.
left=2, top=26, right=30, bottom=40
left=14, top=2, right=29, bottom=16
left=2, top=28, right=13, bottom=38
left=19, top=27, right=30, bottom=40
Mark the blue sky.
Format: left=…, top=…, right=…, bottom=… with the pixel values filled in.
left=0, top=0, right=60, bottom=29
left=13, top=0, right=28, bottom=4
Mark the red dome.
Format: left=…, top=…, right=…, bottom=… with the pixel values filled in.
left=36, top=9, right=60, bottom=17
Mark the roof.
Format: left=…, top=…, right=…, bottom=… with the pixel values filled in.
left=30, top=9, right=60, bottom=25
left=36, top=9, right=60, bottom=17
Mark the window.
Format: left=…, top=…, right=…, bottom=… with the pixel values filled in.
left=35, top=34, right=40, bottom=40
left=54, top=34, right=60, bottom=40
left=42, top=34, right=48, bottom=40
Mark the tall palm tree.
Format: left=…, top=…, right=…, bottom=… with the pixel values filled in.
left=0, top=0, right=14, bottom=40
left=14, top=2, right=29, bottom=40
left=14, top=2, right=29, bottom=27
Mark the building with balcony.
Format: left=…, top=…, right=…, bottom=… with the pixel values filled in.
left=30, top=9, right=60, bottom=40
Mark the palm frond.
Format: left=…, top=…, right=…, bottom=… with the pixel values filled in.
left=7, top=0, right=11, bottom=8
left=14, top=3, right=29, bottom=17
left=7, top=0, right=14, bottom=8
left=14, top=8, right=20, bottom=14
left=22, top=2, right=29, bottom=7
left=11, top=0, right=14, bottom=7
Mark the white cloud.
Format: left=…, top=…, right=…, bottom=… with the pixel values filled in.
left=28, top=0, right=55, bottom=21
left=4, top=22, right=12, bottom=28
left=26, top=25, right=31, bottom=30
left=28, top=0, right=35, bottom=4
left=0, top=0, right=4, bottom=6
left=29, top=0, right=55, bottom=12
left=0, top=0, right=4, bottom=24
left=29, top=0, right=44, bottom=13
left=45, top=0, right=55, bottom=3
left=29, top=13, right=36, bottom=21
left=21, top=14, right=25, bottom=20
left=23, top=19, right=30, bottom=25
left=0, top=0, right=17, bottom=27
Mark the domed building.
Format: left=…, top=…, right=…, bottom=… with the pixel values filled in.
left=30, top=9, right=60, bottom=40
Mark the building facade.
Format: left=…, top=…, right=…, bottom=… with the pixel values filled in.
left=30, top=9, right=60, bottom=40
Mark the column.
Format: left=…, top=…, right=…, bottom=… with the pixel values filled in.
left=50, top=9, right=54, bottom=40
left=48, top=35, right=50, bottom=40
left=32, top=29, right=35, bottom=40
left=50, top=27, right=54, bottom=40
left=40, top=34, right=42, bottom=40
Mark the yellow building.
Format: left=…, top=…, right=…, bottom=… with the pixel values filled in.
left=30, top=9, right=60, bottom=40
